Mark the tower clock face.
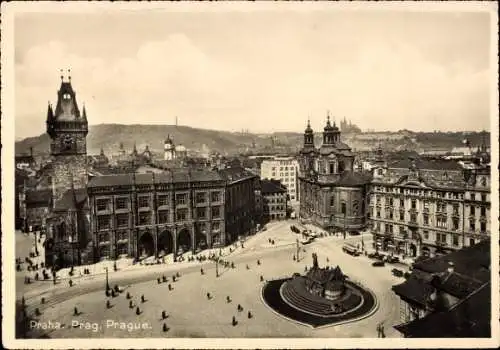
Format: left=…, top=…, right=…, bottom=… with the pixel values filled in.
left=62, top=135, right=74, bottom=151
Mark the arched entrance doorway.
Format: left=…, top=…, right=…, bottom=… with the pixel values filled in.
left=138, top=231, right=154, bottom=258
left=397, top=241, right=406, bottom=255
left=195, top=227, right=207, bottom=252
left=409, top=243, right=417, bottom=258
left=177, top=229, right=192, bottom=254
left=421, top=246, right=431, bottom=257
left=383, top=238, right=393, bottom=252
left=158, top=230, right=174, bottom=257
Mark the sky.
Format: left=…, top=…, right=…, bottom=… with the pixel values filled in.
left=13, top=4, right=495, bottom=139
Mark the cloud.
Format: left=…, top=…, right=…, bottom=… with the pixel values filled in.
left=15, top=31, right=491, bottom=139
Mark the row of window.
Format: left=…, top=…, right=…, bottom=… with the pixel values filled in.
left=373, top=187, right=489, bottom=202
left=96, top=192, right=223, bottom=211
left=373, top=211, right=487, bottom=232
left=97, top=206, right=222, bottom=230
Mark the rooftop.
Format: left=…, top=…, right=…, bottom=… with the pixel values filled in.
left=54, top=188, right=88, bottom=211
left=261, top=179, right=287, bottom=194
left=25, top=189, right=52, bottom=205
left=394, top=282, right=491, bottom=338
left=88, top=169, right=226, bottom=188
left=413, top=239, right=490, bottom=282
left=388, top=158, right=464, bottom=171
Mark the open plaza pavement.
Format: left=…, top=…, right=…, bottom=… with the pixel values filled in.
left=17, top=220, right=407, bottom=338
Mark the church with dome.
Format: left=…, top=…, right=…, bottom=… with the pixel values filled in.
left=298, top=113, right=372, bottom=233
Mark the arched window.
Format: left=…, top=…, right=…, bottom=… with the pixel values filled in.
left=338, top=161, right=345, bottom=173
left=330, top=196, right=335, bottom=207
left=353, top=201, right=359, bottom=214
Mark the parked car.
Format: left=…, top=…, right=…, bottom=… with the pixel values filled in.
left=391, top=268, right=404, bottom=277
left=372, top=260, right=385, bottom=267
left=387, top=256, right=400, bottom=264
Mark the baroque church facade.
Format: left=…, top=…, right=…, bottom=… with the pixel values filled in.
left=298, top=115, right=371, bottom=233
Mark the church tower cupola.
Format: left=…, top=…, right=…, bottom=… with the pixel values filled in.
left=322, top=112, right=341, bottom=145
left=303, top=118, right=315, bottom=148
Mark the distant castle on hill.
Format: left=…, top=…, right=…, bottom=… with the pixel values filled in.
left=340, top=117, right=361, bottom=134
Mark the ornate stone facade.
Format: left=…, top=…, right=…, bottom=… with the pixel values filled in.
left=369, top=148, right=491, bottom=258
left=298, top=115, right=371, bottom=232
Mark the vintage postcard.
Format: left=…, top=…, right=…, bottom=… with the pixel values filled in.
left=1, top=1, right=498, bottom=349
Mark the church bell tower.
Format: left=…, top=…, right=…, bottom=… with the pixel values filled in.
left=46, top=70, right=88, bottom=201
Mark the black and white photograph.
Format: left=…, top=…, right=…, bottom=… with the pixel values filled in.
left=2, top=1, right=498, bottom=348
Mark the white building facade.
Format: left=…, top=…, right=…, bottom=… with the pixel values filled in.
left=260, top=156, right=299, bottom=203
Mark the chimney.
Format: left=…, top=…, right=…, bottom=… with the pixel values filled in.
left=447, top=261, right=454, bottom=274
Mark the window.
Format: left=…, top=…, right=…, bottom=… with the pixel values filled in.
left=99, top=245, right=110, bottom=259
left=196, top=192, right=206, bottom=204
left=211, top=192, right=221, bottom=202
left=410, top=213, right=417, bottom=223
left=400, top=199, right=404, bottom=208
left=116, top=214, right=129, bottom=228
left=138, top=196, right=149, bottom=208
left=116, top=230, right=127, bottom=241
left=480, top=222, right=486, bottom=232
left=399, top=210, right=404, bottom=221
left=452, top=235, right=459, bottom=246
left=452, top=218, right=459, bottom=231
left=470, top=206, right=475, bottom=216
left=97, top=199, right=109, bottom=211
left=423, top=214, right=429, bottom=226
left=197, top=207, right=206, bottom=219
left=158, top=210, right=169, bottom=224
left=138, top=212, right=150, bottom=225
left=211, top=206, right=221, bottom=219
left=437, top=216, right=447, bottom=228
left=389, top=198, right=394, bottom=206
left=437, top=202, right=446, bottom=213
left=329, top=163, right=335, bottom=173
left=453, top=204, right=459, bottom=215
left=176, top=193, right=186, bottom=205
left=480, top=206, right=486, bottom=217
left=376, top=195, right=381, bottom=205
left=423, top=230, right=429, bottom=240
left=481, top=194, right=486, bottom=202
left=158, top=195, right=169, bottom=207
left=176, top=208, right=188, bottom=221
left=436, top=233, right=447, bottom=244
left=212, top=221, right=220, bottom=232
left=411, top=199, right=417, bottom=209
left=99, top=232, right=110, bottom=243
left=469, top=219, right=476, bottom=231
left=330, top=197, right=335, bottom=207
left=469, top=238, right=475, bottom=246
left=116, top=197, right=128, bottom=210
left=97, top=216, right=111, bottom=231
left=117, top=243, right=128, bottom=256
left=389, top=210, right=394, bottom=220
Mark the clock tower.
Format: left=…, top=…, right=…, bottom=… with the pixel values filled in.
left=46, top=72, right=89, bottom=201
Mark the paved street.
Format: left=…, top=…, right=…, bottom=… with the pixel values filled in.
left=20, top=220, right=404, bottom=338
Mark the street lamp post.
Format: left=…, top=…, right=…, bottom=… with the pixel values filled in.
left=296, top=238, right=300, bottom=262
left=34, top=230, right=39, bottom=256
left=215, top=254, right=219, bottom=278
left=105, top=267, right=110, bottom=293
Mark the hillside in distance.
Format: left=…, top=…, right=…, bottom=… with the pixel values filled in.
left=15, top=124, right=490, bottom=156
left=15, top=124, right=265, bottom=156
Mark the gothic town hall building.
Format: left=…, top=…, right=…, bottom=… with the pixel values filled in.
left=43, top=76, right=256, bottom=269
left=298, top=116, right=371, bottom=233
